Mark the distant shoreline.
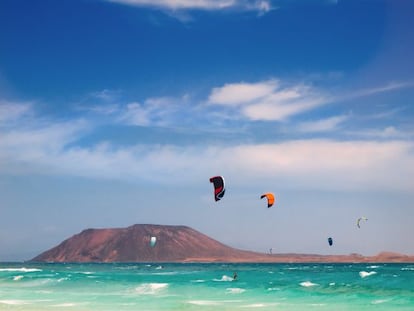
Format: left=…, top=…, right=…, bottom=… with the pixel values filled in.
left=177, top=254, right=414, bottom=264
left=26, top=253, right=414, bottom=264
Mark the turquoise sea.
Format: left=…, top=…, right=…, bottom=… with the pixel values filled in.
left=0, top=262, right=413, bottom=310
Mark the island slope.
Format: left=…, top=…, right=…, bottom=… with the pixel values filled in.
left=31, top=224, right=414, bottom=263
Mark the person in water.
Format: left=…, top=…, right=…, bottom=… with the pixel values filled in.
left=233, top=272, right=238, bottom=280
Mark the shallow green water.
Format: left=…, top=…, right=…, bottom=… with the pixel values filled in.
left=0, top=263, right=413, bottom=310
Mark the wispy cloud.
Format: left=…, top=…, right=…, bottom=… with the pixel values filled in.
left=117, top=94, right=191, bottom=127
left=339, top=81, right=414, bottom=102
left=110, top=79, right=329, bottom=126
left=223, top=140, right=414, bottom=191
left=1, top=118, right=413, bottom=192
left=0, top=121, right=88, bottom=175
left=106, top=0, right=272, bottom=13
left=0, top=100, right=33, bottom=124
left=208, top=80, right=278, bottom=106
left=296, top=115, right=348, bottom=133
left=208, top=79, right=330, bottom=121
left=72, top=78, right=412, bottom=129
left=75, top=89, right=122, bottom=115
left=1, top=98, right=414, bottom=192
left=207, top=79, right=414, bottom=123
left=348, top=126, right=412, bottom=140
left=89, top=89, right=121, bottom=102
left=363, top=107, right=405, bottom=120
left=2, top=76, right=412, bottom=191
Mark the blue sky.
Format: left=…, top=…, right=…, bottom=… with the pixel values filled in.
left=1, top=0, right=413, bottom=261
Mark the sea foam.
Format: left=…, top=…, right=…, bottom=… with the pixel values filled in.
left=359, top=271, right=377, bottom=278
left=242, top=302, right=281, bottom=308
left=300, top=281, right=318, bottom=287
left=53, top=303, right=77, bottom=307
left=187, top=300, right=220, bottom=306
left=214, top=275, right=234, bottom=282
left=226, top=288, right=246, bottom=294
left=135, top=283, right=168, bottom=295
left=0, top=268, right=42, bottom=272
left=372, top=299, right=390, bottom=304
left=0, top=300, right=29, bottom=305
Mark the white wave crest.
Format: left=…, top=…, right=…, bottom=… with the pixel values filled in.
left=0, top=268, right=42, bottom=272
left=226, top=288, right=245, bottom=294
left=187, top=300, right=220, bottom=306
left=0, top=300, right=29, bottom=305
left=372, top=299, right=389, bottom=304
left=245, top=303, right=265, bottom=307
left=13, top=275, right=24, bottom=281
left=359, top=271, right=377, bottom=278
left=214, top=275, right=234, bottom=282
left=242, top=302, right=281, bottom=308
left=53, top=303, right=77, bottom=307
left=300, top=281, right=318, bottom=287
left=135, top=283, right=168, bottom=295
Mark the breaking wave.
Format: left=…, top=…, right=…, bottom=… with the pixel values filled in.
left=0, top=268, right=42, bottom=272
left=359, top=271, right=377, bottom=278
left=300, top=281, right=318, bottom=287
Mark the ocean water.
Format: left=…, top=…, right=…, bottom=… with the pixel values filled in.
left=0, top=262, right=413, bottom=310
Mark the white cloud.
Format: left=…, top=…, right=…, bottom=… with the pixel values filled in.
left=118, top=102, right=151, bottom=126
left=2, top=76, right=413, bottom=192
left=207, top=79, right=414, bottom=123
left=364, top=107, right=404, bottom=120
left=106, top=0, right=272, bottom=13
left=242, top=95, right=325, bottom=121
left=1, top=110, right=413, bottom=192
left=75, top=79, right=413, bottom=129
left=89, top=104, right=120, bottom=115
left=340, top=81, right=414, bottom=101
left=296, top=115, right=348, bottom=132
left=209, top=80, right=329, bottom=121
left=0, top=120, right=89, bottom=176
left=75, top=89, right=123, bottom=115
left=0, top=101, right=32, bottom=124
left=211, top=140, right=414, bottom=191
left=117, top=95, right=191, bottom=126
left=378, top=126, right=402, bottom=138
left=89, top=89, right=121, bottom=102
left=349, top=126, right=412, bottom=139
left=113, top=80, right=328, bottom=126
left=208, top=80, right=278, bottom=105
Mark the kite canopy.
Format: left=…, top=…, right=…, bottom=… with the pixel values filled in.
left=209, top=176, right=225, bottom=201
left=150, top=236, right=157, bottom=247
left=260, top=193, right=275, bottom=208
left=357, top=216, right=368, bottom=228
left=328, top=237, right=333, bottom=246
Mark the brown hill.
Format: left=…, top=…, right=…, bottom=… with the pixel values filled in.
left=31, top=224, right=414, bottom=263
left=31, top=224, right=267, bottom=262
